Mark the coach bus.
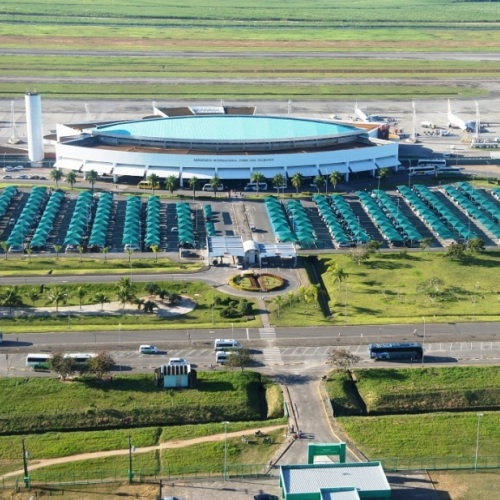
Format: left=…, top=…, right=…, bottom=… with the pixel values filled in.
left=64, top=352, right=97, bottom=365
left=26, top=353, right=52, bottom=369
left=369, top=342, right=423, bottom=361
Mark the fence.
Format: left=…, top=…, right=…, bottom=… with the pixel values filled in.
left=376, top=455, right=500, bottom=472
left=1, top=463, right=270, bottom=490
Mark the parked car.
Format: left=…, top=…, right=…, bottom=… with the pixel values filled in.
left=3, top=166, right=14, bottom=172
left=138, top=345, right=158, bottom=354
left=13, top=165, right=24, bottom=171
left=8, top=245, right=23, bottom=253
left=2, top=175, right=12, bottom=179
left=16, top=174, right=29, bottom=179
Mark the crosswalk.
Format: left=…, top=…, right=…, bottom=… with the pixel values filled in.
left=259, top=327, right=284, bottom=365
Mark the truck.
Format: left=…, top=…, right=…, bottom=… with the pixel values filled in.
left=420, top=121, right=435, bottom=129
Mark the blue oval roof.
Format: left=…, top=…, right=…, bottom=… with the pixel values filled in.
left=94, top=115, right=359, bottom=141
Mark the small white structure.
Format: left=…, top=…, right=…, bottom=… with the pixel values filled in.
left=25, top=92, right=44, bottom=163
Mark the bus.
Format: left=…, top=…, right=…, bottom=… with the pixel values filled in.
left=409, top=159, right=447, bottom=176
left=64, top=352, right=97, bottom=365
left=369, top=342, right=423, bottom=361
left=244, top=182, right=268, bottom=192
left=26, top=353, right=52, bottom=369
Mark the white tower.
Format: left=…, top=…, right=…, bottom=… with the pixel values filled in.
left=24, top=92, right=44, bottom=163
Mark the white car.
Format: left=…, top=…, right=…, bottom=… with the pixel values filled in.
left=168, top=357, right=188, bottom=366
left=138, top=345, right=159, bottom=354
left=3, top=166, right=14, bottom=172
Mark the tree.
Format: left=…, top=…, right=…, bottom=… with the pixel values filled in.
left=329, top=171, right=343, bottom=192
left=49, top=353, right=77, bottom=380
left=50, top=169, right=63, bottom=187
left=126, top=247, right=134, bottom=265
left=468, top=238, right=485, bottom=253
left=378, top=167, right=391, bottom=184
left=53, top=244, right=62, bottom=260
left=291, top=172, right=303, bottom=194
left=0, top=241, right=8, bottom=260
left=188, top=176, right=199, bottom=200
left=367, top=240, right=382, bottom=254
left=312, top=175, right=324, bottom=193
left=147, top=173, right=160, bottom=194
left=348, top=246, right=372, bottom=265
left=272, top=173, right=285, bottom=196
left=85, top=170, right=98, bottom=192
left=327, top=261, right=349, bottom=290
left=87, top=351, right=115, bottom=379
left=0, top=286, right=23, bottom=313
left=77, top=244, right=85, bottom=263
left=94, top=292, right=110, bottom=311
left=419, top=237, right=432, bottom=251
left=165, top=175, right=178, bottom=194
left=116, top=277, right=137, bottom=309
left=101, top=246, right=109, bottom=262
left=445, top=242, right=466, bottom=260
left=76, top=286, right=87, bottom=310
left=225, top=348, right=253, bottom=371
left=143, top=300, right=157, bottom=313
left=26, top=287, right=41, bottom=307
left=25, top=247, right=33, bottom=263
left=328, top=348, right=361, bottom=371
left=250, top=171, right=265, bottom=195
left=46, top=286, right=68, bottom=313
left=144, top=282, right=161, bottom=296
left=417, top=277, right=444, bottom=304
left=209, top=175, right=222, bottom=198
left=65, top=171, right=77, bottom=190
left=150, top=244, right=160, bottom=263
left=273, top=295, right=285, bottom=318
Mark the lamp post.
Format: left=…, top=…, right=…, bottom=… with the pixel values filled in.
left=222, top=421, right=230, bottom=481
left=421, top=317, right=426, bottom=364
left=22, top=437, right=30, bottom=488
left=377, top=175, right=381, bottom=193
left=474, top=413, right=484, bottom=472
left=128, top=435, right=135, bottom=483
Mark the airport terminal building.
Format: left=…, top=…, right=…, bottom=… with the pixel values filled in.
left=54, top=105, right=399, bottom=184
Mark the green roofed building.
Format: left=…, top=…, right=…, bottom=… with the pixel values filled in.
left=279, top=462, right=391, bottom=499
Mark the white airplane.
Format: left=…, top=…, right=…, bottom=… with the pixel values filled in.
left=447, top=99, right=475, bottom=132
left=354, top=102, right=374, bottom=123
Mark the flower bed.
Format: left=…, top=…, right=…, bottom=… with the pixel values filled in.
left=230, top=272, right=285, bottom=292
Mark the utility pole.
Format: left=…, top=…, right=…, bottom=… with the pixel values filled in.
left=22, top=438, right=30, bottom=488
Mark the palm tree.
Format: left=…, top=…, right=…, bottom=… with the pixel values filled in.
left=378, top=167, right=391, bottom=187
left=150, top=244, right=159, bottom=263
left=94, top=292, right=110, bottom=311
left=209, top=175, right=222, bottom=198
left=101, top=246, right=109, bottom=262
left=65, top=171, right=77, bottom=190
left=329, top=171, right=342, bottom=192
left=50, top=169, right=63, bottom=187
left=53, top=244, right=62, bottom=260
left=26, top=287, right=41, bottom=307
left=0, top=286, right=23, bottom=313
left=273, top=295, right=285, bottom=319
left=188, top=177, right=199, bottom=200
left=116, top=287, right=136, bottom=310
left=85, top=170, right=98, bottom=192
left=46, top=286, right=67, bottom=313
left=148, top=173, right=160, bottom=194
left=329, top=264, right=349, bottom=291
left=312, top=175, right=324, bottom=193
left=76, top=286, right=87, bottom=310
left=272, top=173, right=285, bottom=197
left=77, top=244, right=84, bottom=263
left=165, top=175, right=178, bottom=194
left=250, top=171, right=265, bottom=195
left=25, top=247, right=33, bottom=263
left=0, top=241, right=8, bottom=260
left=291, top=172, right=303, bottom=194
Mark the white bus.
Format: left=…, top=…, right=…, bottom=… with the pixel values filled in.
left=410, top=159, right=448, bottom=176
left=64, top=352, right=97, bottom=364
left=26, top=353, right=52, bottom=369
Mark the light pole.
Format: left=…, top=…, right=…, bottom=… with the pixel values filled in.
left=128, top=434, right=135, bottom=483
left=377, top=175, right=381, bottom=193
left=119, top=323, right=122, bottom=372
left=22, top=437, right=30, bottom=488
left=421, top=317, right=426, bottom=365
left=222, top=421, right=230, bottom=481
left=474, top=413, right=484, bottom=472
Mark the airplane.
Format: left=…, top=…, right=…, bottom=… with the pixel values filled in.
left=447, top=99, right=476, bottom=132
left=354, top=102, right=374, bottom=123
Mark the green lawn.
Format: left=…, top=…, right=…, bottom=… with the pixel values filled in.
left=0, top=372, right=271, bottom=434
left=338, top=412, right=500, bottom=460
left=282, top=250, right=500, bottom=325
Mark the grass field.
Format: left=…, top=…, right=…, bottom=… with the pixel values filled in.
left=0, top=372, right=273, bottom=434
left=338, top=412, right=500, bottom=460
left=267, top=250, right=500, bottom=326
left=0, top=0, right=499, bottom=99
